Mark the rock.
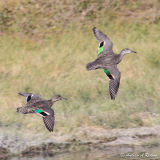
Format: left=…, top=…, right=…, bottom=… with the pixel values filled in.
left=0, top=147, right=10, bottom=159
left=1, top=126, right=160, bottom=158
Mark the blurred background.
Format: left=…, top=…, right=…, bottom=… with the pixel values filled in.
left=0, top=0, right=160, bottom=159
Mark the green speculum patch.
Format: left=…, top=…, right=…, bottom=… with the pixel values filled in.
left=98, top=47, right=104, bottom=55
left=103, top=69, right=110, bottom=75
left=34, top=109, right=43, bottom=113
left=34, top=109, right=48, bottom=116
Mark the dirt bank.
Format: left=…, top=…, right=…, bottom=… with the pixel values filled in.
left=1, top=126, right=160, bottom=159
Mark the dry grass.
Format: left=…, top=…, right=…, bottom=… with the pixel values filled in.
left=0, top=0, right=160, bottom=38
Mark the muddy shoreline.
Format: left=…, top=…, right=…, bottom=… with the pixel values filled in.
left=1, top=126, right=160, bottom=159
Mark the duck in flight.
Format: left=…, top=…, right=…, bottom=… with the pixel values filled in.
left=86, top=27, right=136, bottom=100
left=17, top=93, right=67, bottom=132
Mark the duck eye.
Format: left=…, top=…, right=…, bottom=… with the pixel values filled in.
left=27, top=95, right=32, bottom=102
left=99, top=41, right=104, bottom=48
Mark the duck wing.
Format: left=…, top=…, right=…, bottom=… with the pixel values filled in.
left=41, top=106, right=55, bottom=132
left=18, top=92, right=43, bottom=105
left=106, top=65, right=121, bottom=100
left=93, top=27, right=113, bottom=54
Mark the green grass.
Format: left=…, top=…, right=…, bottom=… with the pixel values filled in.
left=0, top=1, right=160, bottom=136
left=0, top=21, right=159, bottom=135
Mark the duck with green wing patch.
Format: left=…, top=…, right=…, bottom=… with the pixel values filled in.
left=17, top=93, right=67, bottom=132
left=86, top=27, right=136, bottom=100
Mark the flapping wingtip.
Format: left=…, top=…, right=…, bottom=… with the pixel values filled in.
left=92, top=26, right=97, bottom=32
left=110, top=94, right=116, bottom=100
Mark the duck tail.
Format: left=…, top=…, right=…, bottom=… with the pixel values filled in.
left=86, top=61, right=102, bottom=70
left=16, top=106, right=28, bottom=114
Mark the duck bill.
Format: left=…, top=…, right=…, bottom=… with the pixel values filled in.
left=131, top=51, right=136, bottom=53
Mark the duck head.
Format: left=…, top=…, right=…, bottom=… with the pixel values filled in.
left=121, top=48, right=136, bottom=55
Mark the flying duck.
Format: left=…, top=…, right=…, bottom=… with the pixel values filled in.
left=86, top=27, right=136, bottom=99
left=17, top=93, right=67, bottom=132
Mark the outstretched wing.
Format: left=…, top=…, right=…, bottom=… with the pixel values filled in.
left=93, top=27, right=113, bottom=54
left=106, top=65, right=121, bottom=100
left=18, top=92, right=43, bottom=105
left=41, top=106, right=55, bottom=132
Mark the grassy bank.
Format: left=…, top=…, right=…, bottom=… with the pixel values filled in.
left=0, top=0, right=160, bottom=135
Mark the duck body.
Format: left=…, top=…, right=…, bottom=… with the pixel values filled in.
left=17, top=99, right=53, bottom=114
left=93, top=53, right=122, bottom=67
left=100, top=54, right=120, bottom=79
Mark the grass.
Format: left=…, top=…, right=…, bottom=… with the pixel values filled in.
left=0, top=1, right=160, bottom=136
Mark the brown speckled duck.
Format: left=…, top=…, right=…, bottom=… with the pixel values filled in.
left=17, top=93, right=67, bottom=132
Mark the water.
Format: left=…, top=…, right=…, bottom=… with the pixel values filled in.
left=10, top=145, right=160, bottom=160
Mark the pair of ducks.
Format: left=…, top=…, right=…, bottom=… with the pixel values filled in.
left=17, top=27, right=136, bottom=132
